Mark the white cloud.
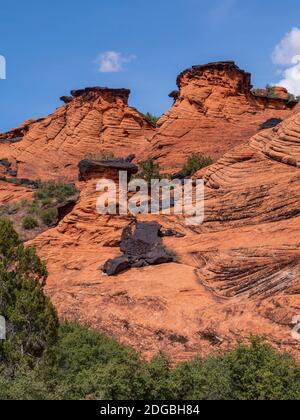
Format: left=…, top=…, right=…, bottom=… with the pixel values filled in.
left=272, top=27, right=300, bottom=66
left=272, top=28, right=300, bottom=95
left=95, top=51, right=136, bottom=73
left=277, top=62, right=300, bottom=95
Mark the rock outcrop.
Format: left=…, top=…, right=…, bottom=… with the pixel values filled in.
left=0, top=88, right=154, bottom=181
left=1, top=61, right=299, bottom=363
left=103, top=222, right=174, bottom=275
left=78, top=156, right=138, bottom=182
left=0, top=180, right=33, bottom=205
left=29, top=104, right=300, bottom=362
left=143, top=61, right=296, bottom=173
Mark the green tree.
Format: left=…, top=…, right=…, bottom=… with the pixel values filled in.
left=136, top=158, right=161, bottom=183
left=182, top=153, right=213, bottom=176
left=145, top=113, right=159, bottom=126
left=41, top=208, right=58, bottom=226
left=22, top=216, right=38, bottom=230
left=0, top=219, right=58, bottom=370
left=224, top=337, right=300, bottom=400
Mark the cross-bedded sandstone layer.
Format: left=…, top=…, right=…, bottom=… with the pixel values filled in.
left=1, top=62, right=299, bottom=362
left=0, top=87, right=154, bottom=181
left=29, top=106, right=300, bottom=362
left=143, top=61, right=296, bottom=173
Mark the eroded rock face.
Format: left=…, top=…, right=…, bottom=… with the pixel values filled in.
left=0, top=88, right=154, bottom=181
left=0, top=180, right=33, bottom=205
left=2, top=62, right=299, bottom=363
left=143, top=61, right=296, bottom=173
left=29, top=105, right=300, bottom=363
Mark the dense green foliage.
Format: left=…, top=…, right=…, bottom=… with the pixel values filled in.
left=182, top=153, right=213, bottom=176
left=1, top=323, right=300, bottom=400
left=34, top=181, right=78, bottom=206
left=22, top=215, right=39, bottom=230
left=0, top=219, right=58, bottom=370
left=0, top=181, right=78, bottom=233
left=40, top=208, right=59, bottom=226
left=135, top=158, right=161, bottom=183
left=145, top=112, right=159, bottom=126
left=1, top=221, right=300, bottom=400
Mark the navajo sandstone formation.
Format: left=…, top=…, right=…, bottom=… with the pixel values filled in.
left=0, top=87, right=154, bottom=181
left=0, top=62, right=299, bottom=362
left=143, top=61, right=296, bottom=172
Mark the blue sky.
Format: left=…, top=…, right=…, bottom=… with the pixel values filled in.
left=1, top=0, right=300, bottom=132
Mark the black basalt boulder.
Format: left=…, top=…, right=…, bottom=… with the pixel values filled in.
left=103, top=256, right=130, bottom=276
left=102, top=221, right=176, bottom=276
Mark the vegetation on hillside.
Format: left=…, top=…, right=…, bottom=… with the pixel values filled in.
left=145, top=112, right=160, bottom=126
left=1, top=221, right=300, bottom=400
left=182, top=153, right=213, bottom=176
left=0, top=219, right=59, bottom=370
left=0, top=181, right=78, bottom=235
left=135, top=157, right=161, bottom=183
left=252, top=85, right=300, bottom=102
left=84, top=151, right=115, bottom=161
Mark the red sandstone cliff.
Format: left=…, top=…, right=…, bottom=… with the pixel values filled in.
left=29, top=104, right=300, bottom=362
left=143, top=61, right=296, bottom=173
left=0, top=87, right=154, bottom=181
left=0, top=62, right=299, bottom=362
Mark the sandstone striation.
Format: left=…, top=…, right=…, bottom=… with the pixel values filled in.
left=143, top=61, right=296, bottom=173
left=1, top=61, right=299, bottom=363
left=0, top=87, right=154, bottom=181
left=0, top=180, right=33, bottom=205
left=28, top=105, right=300, bottom=362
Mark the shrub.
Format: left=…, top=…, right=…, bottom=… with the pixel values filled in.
left=170, top=337, right=300, bottom=400
left=0, top=158, right=10, bottom=168
left=34, top=181, right=77, bottom=205
left=224, top=336, right=300, bottom=400
left=41, top=208, right=58, bottom=226
left=145, top=112, right=159, bottom=126
left=265, top=85, right=279, bottom=99
left=182, top=153, right=213, bottom=176
left=5, top=203, right=20, bottom=215
left=136, top=158, right=161, bottom=183
left=22, top=216, right=38, bottom=230
left=84, top=151, right=115, bottom=161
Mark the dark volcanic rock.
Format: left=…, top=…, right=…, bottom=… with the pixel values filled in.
left=144, top=249, right=174, bottom=265
left=260, top=118, right=283, bottom=130
left=0, top=159, right=11, bottom=168
left=60, top=96, right=74, bottom=104
left=8, top=169, right=17, bottom=177
left=159, top=228, right=185, bottom=238
left=103, top=256, right=130, bottom=276
left=78, top=158, right=138, bottom=182
left=120, top=222, right=161, bottom=256
left=103, top=221, right=175, bottom=276
left=0, top=176, right=39, bottom=189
